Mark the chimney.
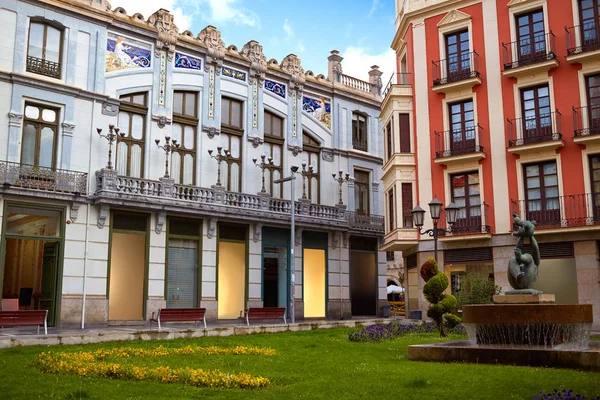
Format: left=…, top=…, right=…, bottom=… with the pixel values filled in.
left=368, top=65, right=383, bottom=97
left=328, top=50, right=344, bottom=82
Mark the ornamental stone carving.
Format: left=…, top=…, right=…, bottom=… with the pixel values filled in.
left=8, top=112, right=23, bottom=128
left=198, top=25, right=226, bottom=66
left=101, top=101, right=119, bottom=116
left=248, top=136, right=263, bottom=148
left=152, top=114, right=172, bottom=129
left=61, top=122, right=76, bottom=135
left=241, top=40, right=267, bottom=84
left=289, top=144, right=302, bottom=157
left=148, top=9, right=179, bottom=61
left=281, top=54, right=305, bottom=86
left=321, top=149, right=334, bottom=162
left=203, top=126, right=219, bottom=139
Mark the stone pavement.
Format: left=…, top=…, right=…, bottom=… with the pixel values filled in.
left=0, top=317, right=389, bottom=348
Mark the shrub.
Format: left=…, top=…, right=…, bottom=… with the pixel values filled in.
left=347, top=321, right=466, bottom=343
left=420, top=257, right=438, bottom=282
left=423, top=273, right=448, bottom=304
left=444, top=313, right=462, bottom=329
left=420, top=258, right=460, bottom=337
left=455, top=274, right=501, bottom=309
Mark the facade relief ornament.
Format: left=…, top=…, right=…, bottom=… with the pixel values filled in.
left=101, top=102, right=119, bottom=116
left=248, top=136, right=263, bottom=148
left=372, top=181, right=380, bottom=192
left=437, top=9, right=471, bottom=27
left=203, top=126, right=219, bottom=139
left=281, top=54, right=306, bottom=86
left=241, top=40, right=268, bottom=84
left=148, top=9, right=179, bottom=61
left=253, top=223, right=262, bottom=243
left=198, top=25, right=226, bottom=66
left=289, top=144, right=302, bottom=157
left=321, top=149, right=334, bottom=162
left=97, top=204, right=110, bottom=229
left=155, top=211, right=166, bottom=234
left=8, top=112, right=23, bottom=128
left=61, top=122, right=76, bottom=135
left=207, top=217, right=218, bottom=239
left=152, top=115, right=172, bottom=129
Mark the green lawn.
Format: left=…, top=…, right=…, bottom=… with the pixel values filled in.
left=0, top=328, right=598, bottom=399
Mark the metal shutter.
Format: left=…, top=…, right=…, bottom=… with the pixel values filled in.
left=444, top=247, right=493, bottom=263
left=167, top=246, right=198, bottom=308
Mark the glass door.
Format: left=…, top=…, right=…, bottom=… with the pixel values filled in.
left=449, top=100, right=475, bottom=154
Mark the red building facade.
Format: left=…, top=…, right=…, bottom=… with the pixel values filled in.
left=382, top=0, right=600, bottom=327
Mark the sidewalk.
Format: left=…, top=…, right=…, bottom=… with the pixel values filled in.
left=0, top=317, right=390, bottom=349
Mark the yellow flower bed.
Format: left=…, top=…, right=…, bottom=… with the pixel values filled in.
left=36, top=345, right=274, bottom=390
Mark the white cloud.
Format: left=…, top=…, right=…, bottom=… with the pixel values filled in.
left=283, top=19, right=294, bottom=41
left=340, top=46, right=396, bottom=87
left=367, top=0, right=380, bottom=18
left=109, top=0, right=192, bottom=31
left=199, top=0, right=260, bottom=28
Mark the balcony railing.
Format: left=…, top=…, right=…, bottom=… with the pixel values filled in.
left=511, top=194, right=600, bottom=229
left=339, top=74, right=371, bottom=93
left=352, top=135, right=368, bottom=152
left=438, top=203, right=491, bottom=235
left=507, top=111, right=562, bottom=147
left=502, top=32, right=557, bottom=70
left=432, top=51, right=480, bottom=86
left=435, top=124, right=484, bottom=158
left=95, top=169, right=384, bottom=234
left=573, top=105, right=600, bottom=137
left=566, top=20, right=600, bottom=56
left=383, top=73, right=412, bottom=98
left=0, top=161, right=87, bottom=195
left=26, top=56, right=61, bottom=79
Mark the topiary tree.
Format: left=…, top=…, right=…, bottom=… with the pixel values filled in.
left=421, top=257, right=459, bottom=337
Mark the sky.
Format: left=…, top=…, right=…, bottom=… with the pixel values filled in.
left=108, top=0, right=397, bottom=85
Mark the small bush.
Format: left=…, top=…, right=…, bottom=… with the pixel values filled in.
left=456, top=274, right=501, bottom=309
left=444, top=313, right=462, bottom=329
left=420, top=257, right=439, bottom=282
left=347, top=321, right=466, bottom=343
left=423, top=273, right=449, bottom=304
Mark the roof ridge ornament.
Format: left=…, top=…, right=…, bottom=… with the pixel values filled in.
left=148, top=9, right=179, bottom=61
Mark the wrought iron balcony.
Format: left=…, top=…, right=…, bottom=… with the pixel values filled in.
left=438, top=202, right=491, bottom=236
left=432, top=51, right=480, bottom=86
left=435, top=125, right=485, bottom=159
left=26, top=56, right=61, bottom=79
left=502, top=32, right=557, bottom=70
left=511, top=194, right=600, bottom=229
left=566, top=21, right=600, bottom=56
left=352, top=135, right=368, bottom=152
left=507, top=111, right=562, bottom=148
left=382, top=73, right=412, bottom=98
left=573, top=105, right=600, bottom=138
left=0, top=161, right=87, bottom=195
left=95, top=169, right=384, bottom=234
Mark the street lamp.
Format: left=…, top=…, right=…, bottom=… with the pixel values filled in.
left=300, top=161, right=318, bottom=200
left=252, top=153, right=275, bottom=193
left=97, top=124, right=125, bottom=170
left=207, top=145, right=231, bottom=187
left=411, top=198, right=460, bottom=262
left=274, top=165, right=299, bottom=324
left=332, top=169, right=351, bottom=205
left=155, top=136, right=180, bottom=178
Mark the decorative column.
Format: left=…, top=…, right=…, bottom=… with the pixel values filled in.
left=281, top=54, right=306, bottom=154
left=241, top=40, right=268, bottom=148
left=327, top=50, right=344, bottom=83
left=7, top=112, right=23, bottom=163
left=368, top=65, right=383, bottom=98
left=198, top=26, right=226, bottom=139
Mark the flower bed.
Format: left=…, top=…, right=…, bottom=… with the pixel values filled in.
left=36, top=345, right=274, bottom=390
left=348, top=322, right=466, bottom=343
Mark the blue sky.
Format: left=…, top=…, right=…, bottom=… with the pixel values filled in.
left=109, top=0, right=396, bottom=83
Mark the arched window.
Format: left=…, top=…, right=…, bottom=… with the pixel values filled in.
left=27, top=20, right=63, bottom=79
left=302, top=132, right=321, bottom=203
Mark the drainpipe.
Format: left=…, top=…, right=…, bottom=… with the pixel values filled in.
left=81, top=99, right=96, bottom=329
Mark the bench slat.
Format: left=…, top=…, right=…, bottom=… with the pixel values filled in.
left=244, top=308, right=287, bottom=326
left=149, top=308, right=207, bottom=330
left=0, top=310, right=48, bottom=335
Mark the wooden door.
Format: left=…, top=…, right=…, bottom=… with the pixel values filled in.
left=516, top=10, right=546, bottom=64
left=521, top=85, right=552, bottom=143
left=445, top=30, right=470, bottom=82
left=40, top=242, right=59, bottom=326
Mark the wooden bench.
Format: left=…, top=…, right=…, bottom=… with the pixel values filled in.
left=242, top=307, right=287, bottom=326
left=149, top=308, right=207, bottom=330
left=0, top=310, right=48, bottom=335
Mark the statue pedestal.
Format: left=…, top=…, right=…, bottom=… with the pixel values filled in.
left=493, top=293, right=555, bottom=304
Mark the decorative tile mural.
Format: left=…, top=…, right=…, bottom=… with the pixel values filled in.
left=265, top=79, right=286, bottom=98
left=291, top=90, right=298, bottom=138
left=303, top=95, right=332, bottom=129
left=222, top=66, right=246, bottom=81
left=252, top=77, right=259, bottom=129
left=159, top=51, right=167, bottom=107
left=174, top=52, right=202, bottom=70
left=106, top=33, right=151, bottom=72
left=208, top=65, right=215, bottom=119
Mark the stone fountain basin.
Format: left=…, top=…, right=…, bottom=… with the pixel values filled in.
left=407, top=340, right=600, bottom=371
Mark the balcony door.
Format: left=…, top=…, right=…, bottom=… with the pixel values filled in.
left=521, top=85, right=552, bottom=144
left=451, top=172, right=481, bottom=233
left=580, top=0, right=600, bottom=51
left=516, top=10, right=546, bottom=64
left=449, top=100, right=475, bottom=154
left=445, top=30, right=470, bottom=82
left=591, top=155, right=600, bottom=222
left=524, top=161, right=560, bottom=226
left=586, top=74, right=600, bottom=134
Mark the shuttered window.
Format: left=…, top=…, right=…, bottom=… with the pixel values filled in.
left=401, top=183, right=413, bottom=228
left=399, top=114, right=411, bottom=153
left=167, top=241, right=198, bottom=308
left=522, top=241, right=574, bottom=259
left=445, top=247, right=493, bottom=263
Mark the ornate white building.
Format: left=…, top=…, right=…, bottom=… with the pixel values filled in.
left=0, top=0, right=387, bottom=327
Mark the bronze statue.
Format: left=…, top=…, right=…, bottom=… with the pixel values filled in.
left=507, top=213, right=540, bottom=292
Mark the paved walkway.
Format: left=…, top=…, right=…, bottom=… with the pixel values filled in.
left=0, top=317, right=389, bottom=348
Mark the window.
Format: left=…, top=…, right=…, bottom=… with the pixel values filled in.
left=21, top=103, right=59, bottom=169
left=449, top=100, right=476, bottom=154
left=27, top=21, right=62, bottom=79
left=590, top=154, right=600, bottom=221
left=516, top=10, right=546, bottom=65
left=386, top=119, right=393, bottom=160
left=353, top=170, right=370, bottom=214
left=117, top=92, right=147, bottom=178
left=445, top=30, right=470, bottom=81
left=303, top=132, right=321, bottom=203
left=521, top=85, right=552, bottom=144
left=219, top=133, right=242, bottom=192
left=388, top=188, right=395, bottom=232
left=401, top=182, right=413, bottom=228
left=352, top=113, right=367, bottom=151
left=451, top=173, right=482, bottom=233
left=399, top=114, right=411, bottom=153
left=524, top=161, right=560, bottom=226
left=172, top=91, right=198, bottom=185
left=586, top=74, right=600, bottom=134
left=386, top=251, right=395, bottom=262
left=579, top=0, right=600, bottom=51
left=221, top=97, right=243, bottom=134
left=264, top=111, right=284, bottom=197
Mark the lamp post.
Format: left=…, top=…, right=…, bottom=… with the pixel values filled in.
left=96, top=124, right=124, bottom=170
left=207, top=146, right=231, bottom=187
left=155, top=136, right=180, bottom=178
left=332, top=170, right=351, bottom=205
left=300, top=161, right=318, bottom=200
left=274, top=165, right=299, bottom=324
left=252, top=153, right=275, bottom=193
left=410, top=198, right=460, bottom=263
